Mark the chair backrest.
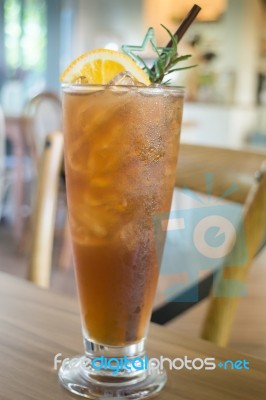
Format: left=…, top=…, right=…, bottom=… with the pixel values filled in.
left=24, top=92, right=62, bottom=165
left=28, top=131, right=64, bottom=288
left=176, top=144, right=266, bottom=203
left=0, top=105, right=6, bottom=217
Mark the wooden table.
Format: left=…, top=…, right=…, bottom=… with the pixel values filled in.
left=0, top=272, right=265, bottom=399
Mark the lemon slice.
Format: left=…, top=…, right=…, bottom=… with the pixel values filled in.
left=60, top=48, right=150, bottom=85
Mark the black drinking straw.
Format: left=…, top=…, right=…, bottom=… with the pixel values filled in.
left=151, top=4, right=201, bottom=73
left=169, top=4, right=202, bottom=46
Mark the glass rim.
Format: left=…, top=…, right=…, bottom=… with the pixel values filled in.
left=61, top=82, right=185, bottom=95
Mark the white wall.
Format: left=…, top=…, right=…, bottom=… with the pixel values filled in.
left=222, top=0, right=261, bottom=105
left=72, top=0, right=143, bottom=57
left=177, top=0, right=263, bottom=106
left=181, top=102, right=257, bottom=148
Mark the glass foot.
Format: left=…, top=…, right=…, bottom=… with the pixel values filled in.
left=59, top=355, right=167, bottom=399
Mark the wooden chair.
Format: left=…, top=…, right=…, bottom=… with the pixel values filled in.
left=23, top=91, right=62, bottom=169
left=152, top=144, right=266, bottom=347
left=28, top=136, right=266, bottom=348
left=28, top=131, right=64, bottom=288
left=9, top=92, right=62, bottom=248
left=24, top=92, right=72, bottom=269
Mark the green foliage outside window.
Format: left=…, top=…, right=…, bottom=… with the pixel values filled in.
left=4, top=0, right=47, bottom=76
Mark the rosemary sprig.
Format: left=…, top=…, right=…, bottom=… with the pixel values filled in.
left=138, top=24, right=197, bottom=84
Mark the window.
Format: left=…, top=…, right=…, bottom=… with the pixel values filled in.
left=0, top=0, right=75, bottom=112
left=4, top=0, right=47, bottom=75
left=2, top=0, right=47, bottom=89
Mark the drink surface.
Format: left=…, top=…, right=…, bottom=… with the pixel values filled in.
left=63, top=85, right=184, bottom=346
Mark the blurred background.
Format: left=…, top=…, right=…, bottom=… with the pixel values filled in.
left=0, top=0, right=266, bottom=359
left=0, top=0, right=266, bottom=144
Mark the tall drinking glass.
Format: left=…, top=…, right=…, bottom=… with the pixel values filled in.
left=59, top=83, right=184, bottom=399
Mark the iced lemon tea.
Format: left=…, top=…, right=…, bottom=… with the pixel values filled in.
left=63, top=84, right=184, bottom=346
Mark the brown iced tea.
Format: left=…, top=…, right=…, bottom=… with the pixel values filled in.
left=63, top=85, right=184, bottom=346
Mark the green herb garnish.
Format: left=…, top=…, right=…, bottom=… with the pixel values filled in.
left=122, top=25, right=197, bottom=85
left=141, top=25, right=197, bottom=84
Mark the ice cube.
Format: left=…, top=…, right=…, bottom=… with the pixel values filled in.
left=107, top=72, right=146, bottom=86
left=139, top=84, right=165, bottom=96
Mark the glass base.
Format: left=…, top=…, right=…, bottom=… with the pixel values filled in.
left=59, top=355, right=166, bottom=399
left=59, top=339, right=166, bottom=399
